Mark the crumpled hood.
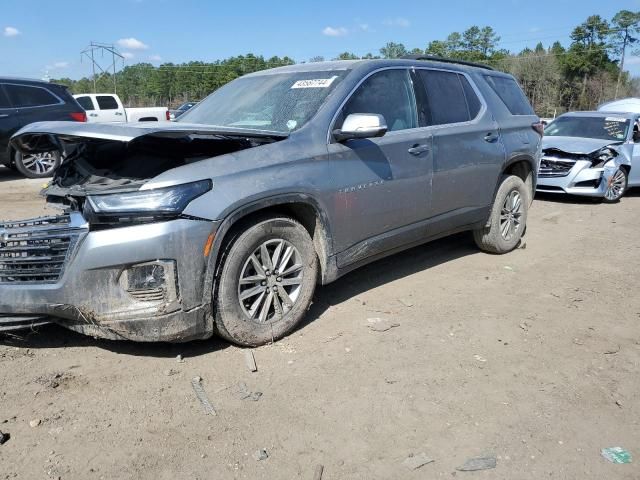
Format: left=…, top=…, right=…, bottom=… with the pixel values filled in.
left=10, top=121, right=287, bottom=153
left=542, top=136, right=619, bottom=155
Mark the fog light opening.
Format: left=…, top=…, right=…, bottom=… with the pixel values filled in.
left=119, top=260, right=179, bottom=303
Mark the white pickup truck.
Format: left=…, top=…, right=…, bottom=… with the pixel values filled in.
left=73, top=93, right=169, bottom=123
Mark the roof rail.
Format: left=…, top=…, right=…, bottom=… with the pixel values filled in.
left=401, top=55, right=494, bottom=71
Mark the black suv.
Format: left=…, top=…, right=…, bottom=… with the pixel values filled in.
left=0, top=78, right=86, bottom=178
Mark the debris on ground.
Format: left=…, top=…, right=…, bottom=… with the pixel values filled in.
left=519, top=321, right=530, bottom=332
left=34, top=372, right=65, bottom=389
left=245, top=350, right=258, bottom=372
left=604, top=345, right=620, bottom=355
left=313, top=464, right=324, bottom=480
left=191, top=377, right=217, bottom=416
left=601, top=447, right=632, bottom=464
left=29, top=419, right=41, bottom=428
left=402, top=452, right=435, bottom=470
left=252, top=449, right=268, bottom=461
left=366, top=318, right=400, bottom=333
left=542, top=212, right=561, bottom=223
left=615, top=400, right=623, bottom=408
left=0, top=431, right=9, bottom=445
left=518, top=239, right=527, bottom=249
left=456, top=456, right=497, bottom=471
left=164, top=369, right=178, bottom=376
left=176, top=354, right=185, bottom=363
left=236, top=382, right=263, bottom=401
left=398, top=298, right=414, bottom=307
left=473, top=354, right=487, bottom=363
left=503, top=266, right=514, bottom=271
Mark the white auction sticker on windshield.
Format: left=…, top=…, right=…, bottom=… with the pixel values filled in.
left=605, top=116, right=626, bottom=122
left=291, top=76, right=338, bottom=89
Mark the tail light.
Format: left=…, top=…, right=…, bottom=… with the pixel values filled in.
left=70, top=112, right=87, bottom=122
left=532, top=121, right=544, bottom=137
left=166, top=110, right=171, bottom=121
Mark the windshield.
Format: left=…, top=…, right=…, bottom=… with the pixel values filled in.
left=545, top=115, right=630, bottom=141
left=178, top=70, right=349, bottom=133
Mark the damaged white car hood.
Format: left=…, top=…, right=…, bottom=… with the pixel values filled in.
left=542, top=136, right=619, bottom=155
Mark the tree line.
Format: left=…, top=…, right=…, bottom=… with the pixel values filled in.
left=53, top=10, right=640, bottom=117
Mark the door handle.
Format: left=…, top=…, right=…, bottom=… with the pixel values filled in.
left=408, top=144, right=430, bottom=156
left=484, top=132, right=499, bottom=143
left=89, top=113, right=98, bottom=117
left=115, top=112, right=123, bottom=116
left=0, top=114, right=9, bottom=118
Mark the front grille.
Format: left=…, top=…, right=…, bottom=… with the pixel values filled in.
left=0, top=213, right=87, bottom=284
left=539, top=156, right=576, bottom=177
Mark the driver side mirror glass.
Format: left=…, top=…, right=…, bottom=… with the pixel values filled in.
left=633, top=130, right=640, bottom=143
left=333, top=113, right=388, bottom=142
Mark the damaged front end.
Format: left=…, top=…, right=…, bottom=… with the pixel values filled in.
left=0, top=122, right=285, bottom=341
left=536, top=141, right=627, bottom=197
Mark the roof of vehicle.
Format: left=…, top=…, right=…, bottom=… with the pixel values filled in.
left=243, top=58, right=503, bottom=78
left=558, top=111, right=638, bottom=120
left=0, top=76, right=66, bottom=88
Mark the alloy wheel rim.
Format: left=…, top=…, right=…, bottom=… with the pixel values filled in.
left=605, top=169, right=626, bottom=201
left=20, top=152, right=57, bottom=175
left=499, top=190, right=523, bottom=241
left=237, top=239, right=304, bottom=323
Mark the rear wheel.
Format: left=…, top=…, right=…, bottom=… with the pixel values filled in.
left=214, top=216, right=318, bottom=346
left=473, top=175, right=528, bottom=254
left=14, top=150, right=60, bottom=178
left=603, top=168, right=627, bottom=203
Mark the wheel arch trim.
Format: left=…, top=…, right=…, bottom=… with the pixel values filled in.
left=200, top=193, right=334, bottom=309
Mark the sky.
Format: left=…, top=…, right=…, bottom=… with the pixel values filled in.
left=0, top=0, right=637, bottom=80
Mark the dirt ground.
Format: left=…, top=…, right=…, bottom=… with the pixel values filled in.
left=0, top=165, right=639, bottom=480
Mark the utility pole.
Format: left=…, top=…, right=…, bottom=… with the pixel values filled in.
left=81, top=42, right=124, bottom=94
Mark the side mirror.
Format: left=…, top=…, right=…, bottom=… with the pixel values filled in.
left=633, top=130, right=640, bottom=143
left=333, top=113, right=388, bottom=142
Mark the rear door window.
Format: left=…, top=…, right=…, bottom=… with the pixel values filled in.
left=96, top=95, right=119, bottom=110
left=484, top=75, right=534, bottom=115
left=0, top=85, right=10, bottom=108
left=76, top=96, right=95, bottom=111
left=4, top=84, right=60, bottom=107
left=416, top=70, right=474, bottom=126
left=341, top=69, right=417, bottom=132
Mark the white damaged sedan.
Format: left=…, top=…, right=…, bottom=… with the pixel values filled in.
left=537, top=111, right=640, bottom=202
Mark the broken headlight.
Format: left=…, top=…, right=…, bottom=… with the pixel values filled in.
left=591, top=147, right=618, bottom=167
left=86, top=180, right=211, bottom=224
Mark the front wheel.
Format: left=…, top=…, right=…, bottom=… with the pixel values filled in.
left=214, top=216, right=318, bottom=346
left=473, top=175, right=529, bottom=254
left=603, top=168, right=627, bottom=203
left=14, top=150, right=61, bottom=178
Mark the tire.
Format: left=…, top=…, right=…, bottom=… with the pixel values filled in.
left=14, top=150, right=61, bottom=179
left=603, top=168, right=627, bottom=203
left=214, top=216, right=318, bottom=346
left=473, top=175, right=529, bottom=254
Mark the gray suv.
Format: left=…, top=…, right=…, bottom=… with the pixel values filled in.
left=1, top=58, right=541, bottom=346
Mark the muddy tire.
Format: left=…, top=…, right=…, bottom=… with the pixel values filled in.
left=214, top=216, right=318, bottom=346
left=473, top=175, right=528, bottom=254
left=14, top=150, right=61, bottom=179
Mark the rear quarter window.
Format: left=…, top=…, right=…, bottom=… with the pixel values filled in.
left=484, top=75, right=534, bottom=115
